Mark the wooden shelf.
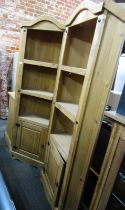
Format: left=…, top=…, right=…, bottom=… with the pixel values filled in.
left=61, top=65, right=86, bottom=76
left=55, top=102, right=78, bottom=122
left=24, top=59, right=58, bottom=69
left=50, top=134, right=72, bottom=162
left=21, top=89, right=53, bottom=100
left=90, top=167, right=99, bottom=177
left=19, top=115, right=49, bottom=128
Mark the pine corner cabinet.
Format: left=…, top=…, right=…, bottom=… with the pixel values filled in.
left=5, top=1, right=125, bottom=210
left=7, top=15, right=65, bottom=167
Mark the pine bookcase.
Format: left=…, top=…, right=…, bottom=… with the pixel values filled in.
left=7, top=16, right=65, bottom=167
left=5, top=1, right=125, bottom=210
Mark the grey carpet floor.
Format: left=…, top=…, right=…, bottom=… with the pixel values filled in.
left=0, top=119, right=51, bottom=210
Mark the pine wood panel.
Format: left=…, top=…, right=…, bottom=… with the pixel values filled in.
left=19, top=116, right=49, bottom=128
left=22, top=15, right=65, bottom=30
left=63, top=18, right=97, bottom=68
left=20, top=126, right=40, bottom=155
left=13, top=26, right=28, bottom=148
left=19, top=95, right=51, bottom=120
left=50, top=134, right=72, bottom=162
left=55, top=102, right=78, bottom=123
left=105, top=0, right=125, bottom=22
left=61, top=65, right=86, bottom=76
left=66, top=0, right=103, bottom=26
left=21, top=90, right=53, bottom=101
left=24, top=59, right=58, bottom=68
left=51, top=108, right=74, bottom=135
left=25, top=30, right=63, bottom=63
left=41, top=141, right=65, bottom=207
left=57, top=71, right=84, bottom=104
left=15, top=121, right=48, bottom=163
left=22, top=64, right=57, bottom=94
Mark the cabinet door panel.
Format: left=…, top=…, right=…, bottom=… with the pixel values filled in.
left=42, top=141, right=65, bottom=206
left=46, top=142, right=64, bottom=194
left=16, top=121, right=47, bottom=162
left=20, top=126, right=40, bottom=155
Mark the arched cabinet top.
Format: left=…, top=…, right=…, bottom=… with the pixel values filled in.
left=22, top=15, right=65, bottom=31
left=104, top=0, right=125, bottom=22
left=65, top=0, right=103, bottom=26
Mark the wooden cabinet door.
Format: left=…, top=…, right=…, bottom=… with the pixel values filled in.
left=41, top=141, right=65, bottom=207
left=16, top=121, right=47, bottom=163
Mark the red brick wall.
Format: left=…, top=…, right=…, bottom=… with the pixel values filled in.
left=0, top=0, right=103, bottom=56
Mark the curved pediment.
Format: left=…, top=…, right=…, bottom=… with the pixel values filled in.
left=65, top=0, right=103, bottom=26
left=104, top=0, right=125, bottom=22
left=22, top=15, right=65, bottom=31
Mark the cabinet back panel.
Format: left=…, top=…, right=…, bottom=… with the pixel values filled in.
left=51, top=109, right=74, bottom=134
left=19, top=95, right=51, bottom=119
left=57, top=71, right=83, bottom=103
left=63, top=19, right=97, bottom=68
left=22, top=64, right=57, bottom=92
left=25, top=30, right=63, bottom=63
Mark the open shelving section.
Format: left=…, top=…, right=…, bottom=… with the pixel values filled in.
left=25, top=29, right=63, bottom=64
left=55, top=70, right=83, bottom=122
left=63, top=18, right=97, bottom=69
left=21, top=63, right=57, bottom=101
left=47, top=15, right=102, bottom=163
left=19, top=94, right=52, bottom=127
left=50, top=108, right=74, bottom=162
